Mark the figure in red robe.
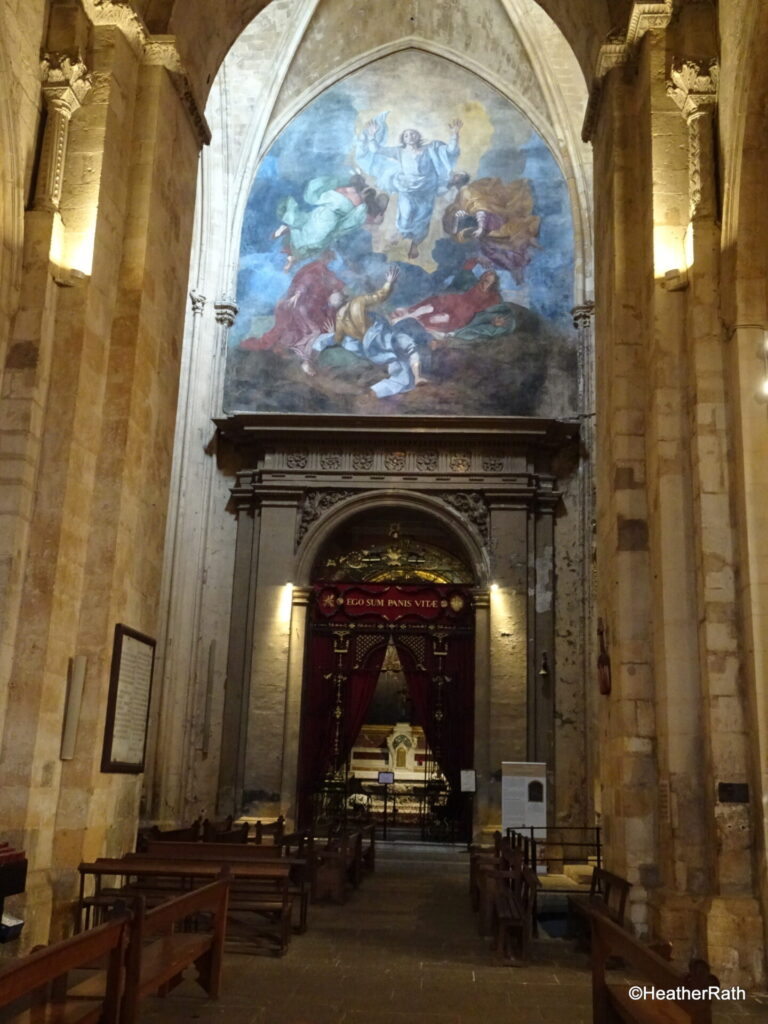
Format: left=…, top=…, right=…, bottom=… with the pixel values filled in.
left=240, top=251, right=345, bottom=373
left=391, top=270, right=501, bottom=334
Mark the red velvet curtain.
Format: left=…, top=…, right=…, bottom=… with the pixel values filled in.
left=297, top=632, right=339, bottom=824
left=394, top=632, right=474, bottom=795
left=297, top=632, right=387, bottom=825
left=336, top=642, right=387, bottom=772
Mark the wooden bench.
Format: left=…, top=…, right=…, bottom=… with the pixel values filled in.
left=0, top=914, right=129, bottom=1024
left=313, top=830, right=362, bottom=903
left=119, top=878, right=228, bottom=1023
left=139, top=841, right=310, bottom=935
left=568, top=866, right=631, bottom=938
left=494, top=864, right=538, bottom=966
left=360, top=823, right=376, bottom=872
left=476, top=846, right=523, bottom=937
left=591, top=911, right=716, bottom=1024
left=78, top=856, right=293, bottom=956
left=469, top=831, right=501, bottom=910
left=202, top=820, right=249, bottom=844
left=251, top=816, right=285, bottom=845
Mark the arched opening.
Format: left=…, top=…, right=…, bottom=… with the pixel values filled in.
left=298, top=505, right=477, bottom=840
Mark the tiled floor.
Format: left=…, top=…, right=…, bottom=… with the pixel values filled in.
left=136, top=843, right=768, bottom=1024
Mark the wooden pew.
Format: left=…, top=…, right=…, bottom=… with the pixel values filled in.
left=591, top=912, right=715, bottom=1024
left=252, top=816, right=285, bottom=845
left=0, top=915, right=129, bottom=1024
left=313, top=830, right=364, bottom=903
left=476, top=845, right=523, bottom=937
left=138, top=841, right=310, bottom=934
left=78, top=857, right=293, bottom=956
left=568, top=865, right=631, bottom=939
left=119, top=878, right=228, bottom=1024
left=360, top=823, right=376, bottom=872
left=136, top=817, right=202, bottom=851
left=494, top=864, right=538, bottom=966
left=469, top=831, right=501, bottom=910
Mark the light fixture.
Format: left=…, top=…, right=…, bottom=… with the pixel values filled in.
left=759, top=331, right=768, bottom=400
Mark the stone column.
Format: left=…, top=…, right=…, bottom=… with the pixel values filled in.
left=243, top=497, right=302, bottom=814
left=486, top=500, right=528, bottom=825
left=145, top=287, right=209, bottom=823
left=217, top=486, right=261, bottom=815
left=572, top=303, right=597, bottom=824
left=279, top=586, right=311, bottom=827
left=0, top=51, right=91, bottom=756
left=668, top=57, right=763, bottom=984
left=531, top=488, right=557, bottom=812
left=472, top=590, right=491, bottom=834
left=589, top=31, right=659, bottom=938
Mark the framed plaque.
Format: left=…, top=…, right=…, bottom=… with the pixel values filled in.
left=101, top=623, right=156, bottom=773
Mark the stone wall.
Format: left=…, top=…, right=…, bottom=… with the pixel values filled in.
left=0, top=0, right=205, bottom=951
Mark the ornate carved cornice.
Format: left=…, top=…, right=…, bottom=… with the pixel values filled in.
left=626, top=1, right=673, bottom=47
left=582, top=2, right=673, bottom=142
left=82, top=1, right=210, bottom=148
left=214, top=296, right=239, bottom=327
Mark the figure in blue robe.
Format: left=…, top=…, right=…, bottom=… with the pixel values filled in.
left=356, top=113, right=462, bottom=258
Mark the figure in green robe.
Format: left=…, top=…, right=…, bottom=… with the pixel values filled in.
left=274, top=174, right=388, bottom=270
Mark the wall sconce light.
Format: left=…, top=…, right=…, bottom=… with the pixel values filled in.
left=538, top=652, right=549, bottom=679
left=662, top=268, right=688, bottom=292
left=759, top=332, right=768, bottom=399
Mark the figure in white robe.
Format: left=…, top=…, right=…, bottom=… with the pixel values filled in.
left=356, top=114, right=462, bottom=257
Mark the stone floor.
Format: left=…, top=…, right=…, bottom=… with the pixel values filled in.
left=136, top=843, right=768, bottom=1024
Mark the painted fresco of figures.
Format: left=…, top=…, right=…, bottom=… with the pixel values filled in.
left=273, top=174, right=389, bottom=271
left=442, top=176, right=541, bottom=285
left=356, top=114, right=462, bottom=258
left=226, top=50, right=578, bottom=418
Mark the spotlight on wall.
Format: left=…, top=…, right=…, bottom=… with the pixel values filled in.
left=490, top=582, right=499, bottom=591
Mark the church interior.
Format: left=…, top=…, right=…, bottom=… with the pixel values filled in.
left=2, top=0, right=768, bottom=1018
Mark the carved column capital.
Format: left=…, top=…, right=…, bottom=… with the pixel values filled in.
left=214, top=296, right=239, bottom=327
left=40, top=53, right=92, bottom=114
left=667, top=59, right=719, bottom=219
left=36, top=54, right=92, bottom=213
left=667, top=58, right=719, bottom=122
left=190, top=290, right=207, bottom=316
left=572, top=302, right=595, bottom=331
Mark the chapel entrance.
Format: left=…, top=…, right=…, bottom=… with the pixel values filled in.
left=298, top=514, right=476, bottom=841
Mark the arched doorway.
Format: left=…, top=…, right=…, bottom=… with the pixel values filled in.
left=298, top=510, right=477, bottom=839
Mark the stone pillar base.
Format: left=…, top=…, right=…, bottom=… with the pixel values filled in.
left=648, top=889, right=765, bottom=989
left=701, top=895, right=764, bottom=990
